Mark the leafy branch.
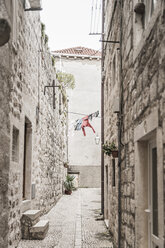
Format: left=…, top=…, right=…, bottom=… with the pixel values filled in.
left=56, top=71, right=75, bottom=89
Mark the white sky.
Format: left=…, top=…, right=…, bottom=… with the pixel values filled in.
left=40, top=0, right=101, bottom=52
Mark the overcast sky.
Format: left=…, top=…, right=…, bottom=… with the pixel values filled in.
left=40, top=0, right=101, bottom=52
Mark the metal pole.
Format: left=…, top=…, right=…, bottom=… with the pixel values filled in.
left=101, top=0, right=105, bottom=215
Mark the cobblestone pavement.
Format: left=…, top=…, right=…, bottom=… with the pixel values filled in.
left=18, top=188, right=113, bottom=248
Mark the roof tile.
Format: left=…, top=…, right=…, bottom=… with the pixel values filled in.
left=52, top=46, right=101, bottom=57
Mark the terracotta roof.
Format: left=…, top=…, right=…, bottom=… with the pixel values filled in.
left=52, top=46, right=101, bottom=57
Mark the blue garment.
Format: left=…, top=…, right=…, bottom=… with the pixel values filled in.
left=74, top=119, right=83, bottom=131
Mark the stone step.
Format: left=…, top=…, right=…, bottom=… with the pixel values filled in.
left=30, top=220, right=49, bottom=240
left=22, top=210, right=41, bottom=221
left=21, top=210, right=42, bottom=239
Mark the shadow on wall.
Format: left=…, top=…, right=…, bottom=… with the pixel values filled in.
left=0, top=19, right=11, bottom=46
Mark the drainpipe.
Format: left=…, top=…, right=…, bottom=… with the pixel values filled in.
left=118, top=0, right=123, bottom=247
left=101, top=0, right=105, bottom=215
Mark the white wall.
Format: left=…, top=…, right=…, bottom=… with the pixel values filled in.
left=55, top=56, right=101, bottom=168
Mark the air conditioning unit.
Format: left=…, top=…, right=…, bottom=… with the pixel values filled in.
left=25, top=0, right=42, bottom=11
left=29, top=0, right=42, bottom=9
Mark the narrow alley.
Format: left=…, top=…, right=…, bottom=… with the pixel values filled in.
left=18, top=189, right=113, bottom=248
left=1, top=1, right=165, bottom=248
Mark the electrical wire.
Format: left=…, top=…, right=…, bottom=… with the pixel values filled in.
left=67, top=111, right=101, bottom=118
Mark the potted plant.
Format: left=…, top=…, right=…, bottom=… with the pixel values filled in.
left=64, top=161, right=68, bottom=168
left=102, top=141, right=118, bottom=158
left=64, top=175, right=75, bottom=195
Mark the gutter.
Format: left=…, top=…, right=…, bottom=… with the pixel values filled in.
left=52, top=53, right=101, bottom=60
left=101, top=0, right=105, bottom=215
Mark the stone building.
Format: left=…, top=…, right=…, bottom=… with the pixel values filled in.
left=102, top=0, right=165, bottom=247
left=0, top=1, right=67, bottom=247
left=53, top=47, right=101, bottom=188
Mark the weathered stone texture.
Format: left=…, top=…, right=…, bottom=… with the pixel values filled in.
left=103, top=0, right=165, bottom=247
left=0, top=1, right=67, bottom=247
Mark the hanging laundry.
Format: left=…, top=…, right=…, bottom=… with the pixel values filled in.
left=81, top=116, right=95, bottom=136
left=73, top=110, right=99, bottom=136
left=88, top=110, right=99, bottom=120
left=74, top=118, right=83, bottom=131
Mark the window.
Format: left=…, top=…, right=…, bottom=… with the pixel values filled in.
left=145, top=0, right=158, bottom=26
left=151, top=147, right=158, bottom=237
left=12, top=126, right=19, bottom=162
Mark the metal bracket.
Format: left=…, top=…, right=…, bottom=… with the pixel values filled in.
left=44, top=80, right=60, bottom=109
left=24, top=0, right=42, bottom=11
left=100, top=40, right=120, bottom=44
left=25, top=7, right=42, bottom=11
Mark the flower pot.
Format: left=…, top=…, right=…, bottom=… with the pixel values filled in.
left=65, top=190, right=72, bottom=195
left=64, top=163, right=68, bottom=168
left=112, top=150, right=118, bottom=158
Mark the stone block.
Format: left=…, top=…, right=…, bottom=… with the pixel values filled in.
left=22, top=210, right=41, bottom=221
left=30, top=220, right=49, bottom=240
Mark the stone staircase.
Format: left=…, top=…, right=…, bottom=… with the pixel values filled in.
left=21, top=210, right=49, bottom=240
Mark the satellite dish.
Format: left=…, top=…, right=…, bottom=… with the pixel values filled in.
left=0, top=19, right=11, bottom=47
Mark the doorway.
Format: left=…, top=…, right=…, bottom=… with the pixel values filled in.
left=148, top=141, right=159, bottom=248
left=23, top=117, right=32, bottom=200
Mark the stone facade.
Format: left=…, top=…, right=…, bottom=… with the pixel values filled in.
left=103, top=0, right=165, bottom=247
left=0, top=1, right=67, bottom=248
left=54, top=49, right=101, bottom=188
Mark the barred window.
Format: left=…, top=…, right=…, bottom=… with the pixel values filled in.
left=12, top=126, right=19, bottom=162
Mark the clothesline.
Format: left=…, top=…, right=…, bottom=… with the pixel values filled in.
left=67, top=111, right=101, bottom=118
left=74, top=110, right=99, bottom=136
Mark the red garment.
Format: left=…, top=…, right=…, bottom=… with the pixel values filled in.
left=81, top=116, right=95, bottom=136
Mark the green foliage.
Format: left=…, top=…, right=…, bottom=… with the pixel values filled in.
left=64, top=175, right=75, bottom=192
left=56, top=71, right=75, bottom=89
left=44, top=34, right=49, bottom=44
left=41, top=23, right=45, bottom=37
left=102, top=141, right=117, bottom=156
left=51, top=56, right=55, bottom=66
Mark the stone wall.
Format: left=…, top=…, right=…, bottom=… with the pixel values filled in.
left=70, top=165, right=101, bottom=188
left=0, top=1, right=12, bottom=247
left=0, top=1, right=67, bottom=247
left=103, top=0, right=165, bottom=247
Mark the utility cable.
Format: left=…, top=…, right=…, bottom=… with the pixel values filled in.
left=67, top=111, right=101, bottom=118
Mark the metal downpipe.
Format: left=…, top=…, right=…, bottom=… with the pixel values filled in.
left=118, top=0, right=123, bottom=247
left=101, top=0, right=105, bottom=215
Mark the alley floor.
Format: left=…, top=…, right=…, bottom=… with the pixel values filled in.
left=18, top=188, right=113, bottom=248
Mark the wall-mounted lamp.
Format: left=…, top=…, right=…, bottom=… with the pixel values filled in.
left=24, top=0, right=42, bottom=11
left=95, top=133, right=100, bottom=145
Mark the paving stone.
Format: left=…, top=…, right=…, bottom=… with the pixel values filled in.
left=18, top=189, right=113, bottom=248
